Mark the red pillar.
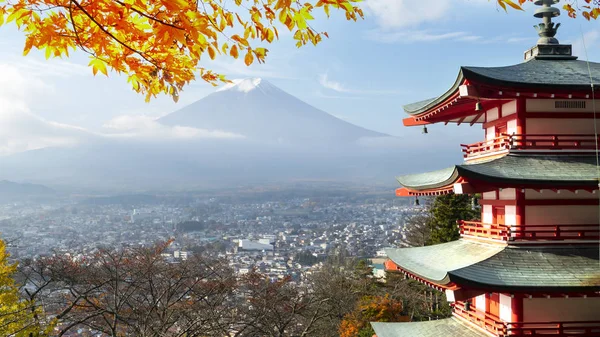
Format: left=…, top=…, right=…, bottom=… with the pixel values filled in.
left=516, top=98, right=526, bottom=135
left=511, top=294, right=524, bottom=333
left=515, top=188, right=525, bottom=239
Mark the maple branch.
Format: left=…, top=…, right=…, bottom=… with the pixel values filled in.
left=113, top=0, right=185, bottom=31
left=69, top=0, right=163, bottom=71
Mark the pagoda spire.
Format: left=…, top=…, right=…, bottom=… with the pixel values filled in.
left=534, top=0, right=561, bottom=45
left=524, top=0, right=576, bottom=61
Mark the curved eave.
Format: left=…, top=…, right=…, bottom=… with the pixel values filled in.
left=403, top=69, right=466, bottom=116
left=396, top=166, right=460, bottom=191
left=384, top=241, right=505, bottom=286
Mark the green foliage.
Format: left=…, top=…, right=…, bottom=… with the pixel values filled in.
left=427, top=193, right=479, bottom=245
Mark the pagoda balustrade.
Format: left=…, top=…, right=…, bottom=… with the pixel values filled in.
left=461, top=134, right=600, bottom=159
left=457, top=220, right=600, bottom=242
left=454, top=301, right=600, bottom=336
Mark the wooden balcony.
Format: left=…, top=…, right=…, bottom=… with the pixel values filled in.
left=461, top=134, right=600, bottom=159
left=458, top=220, right=510, bottom=241
left=453, top=301, right=600, bottom=336
left=457, top=220, right=600, bottom=242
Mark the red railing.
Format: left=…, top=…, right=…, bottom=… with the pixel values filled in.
left=458, top=220, right=510, bottom=241
left=454, top=301, right=600, bottom=336
left=461, top=133, right=600, bottom=159
left=506, top=321, right=600, bottom=336
left=509, top=134, right=600, bottom=151
left=458, top=221, right=600, bottom=242
left=461, top=136, right=510, bottom=158
left=511, top=224, right=600, bottom=241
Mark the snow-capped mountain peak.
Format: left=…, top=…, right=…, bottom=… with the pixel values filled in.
left=217, top=78, right=264, bottom=93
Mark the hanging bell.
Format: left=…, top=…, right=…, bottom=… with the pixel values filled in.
left=415, top=197, right=420, bottom=206
left=422, top=126, right=428, bottom=134
left=475, top=101, right=483, bottom=112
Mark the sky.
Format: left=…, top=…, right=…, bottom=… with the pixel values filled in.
left=1, top=0, right=600, bottom=156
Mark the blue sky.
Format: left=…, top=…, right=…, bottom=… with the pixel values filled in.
left=0, top=0, right=599, bottom=155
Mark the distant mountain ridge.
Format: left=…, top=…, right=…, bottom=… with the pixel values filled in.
left=0, top=180, right=56, bottom=201
left=159, top=78, right=387, bottom=145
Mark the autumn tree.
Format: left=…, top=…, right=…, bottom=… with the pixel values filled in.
left=0, top=239, right=51, bottom=337
left=338, top=295, right=409, bottom=337
left=0, top=0, right=363, bottom=101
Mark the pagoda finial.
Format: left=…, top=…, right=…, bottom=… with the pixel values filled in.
left=533, top=0, right=561, bottom=44
left=524, top=0, right=576, bottom=61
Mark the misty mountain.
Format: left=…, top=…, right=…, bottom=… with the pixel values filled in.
left=0, top=79, right=469, bottom=192
left=0, top=180, right=56, bottom=201
left=159, top=78, right=386, bottom=145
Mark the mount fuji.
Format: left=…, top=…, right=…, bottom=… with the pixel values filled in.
left=1, top=78, right=463, bottom=191
left=159, top=78, right=386, bottom=146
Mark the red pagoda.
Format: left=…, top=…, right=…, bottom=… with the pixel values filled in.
left=372, top=1, right=600, bottom=336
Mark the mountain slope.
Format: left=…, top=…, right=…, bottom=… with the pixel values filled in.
left=159, top=78, right=386, bottom=145
left=0, top=180, right=56, bottom=201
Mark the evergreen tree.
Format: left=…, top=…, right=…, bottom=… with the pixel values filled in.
left=427, top=194, right=479, bottom=245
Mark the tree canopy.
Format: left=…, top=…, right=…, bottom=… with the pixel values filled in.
left=0, top=0, right=596, bottom=101
left=0, top=0, right=363, bottom=101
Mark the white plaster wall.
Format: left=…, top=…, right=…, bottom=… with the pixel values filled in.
left=525, top=205, right=599, bottom=225
left=502, top=100, right=517, bottom=116
left=499, top=188, right=516, bottom=200
left=487, top=108, right=499, bottom=122
left=525, top=118, right=600, bottom=135
left=524, top=298, right=600, bottom=322
left=526, top=99, right=596, bottom=112
left=482, top=205, right=493, bottom=224
left=525, top=189, right=597, bottom=200
left=499, top=294, right=512, bottom=322
left=507, top=119, right=518, bottom=135
left=486, top=126, right=495, bottom=141
left=483, top=191, right=497, bottom=200
left=505, top=206, right=517, bottom=227
left=476, top=294, right=486, bottom=312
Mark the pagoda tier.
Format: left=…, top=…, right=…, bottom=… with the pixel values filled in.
left=396, top=154, right=600, bottom=197
left=384, top=243, right=600, bottom=294
left=402, top=59, right=600, bottom=127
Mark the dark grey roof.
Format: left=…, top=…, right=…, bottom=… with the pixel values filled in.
left=450, top=245, right=600, bottom=292
left=387, top=242, right=600, bottom=291
left=372, top=319, right=487, bottom=337
left=385, top=241, right=504, bottom=283
left=404, top=59, right=600, bottom=116
left=462, top=59, right=600, bottom=91
left=397, top=154, right=599, bottom=191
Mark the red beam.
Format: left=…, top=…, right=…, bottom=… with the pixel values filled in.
left=402, top=117, right=430, bottom=127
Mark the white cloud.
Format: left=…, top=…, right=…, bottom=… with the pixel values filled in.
left=318, top=73, right=401, bottom=96
left=0, top=64, right=88, bottom=156
left=365, top=30, right=481, bottom=44
left=102, top=115, right=245, bottom=140
left=364, top=0, right=452, bottom=29
left=318, top=73, right=349, bottom=93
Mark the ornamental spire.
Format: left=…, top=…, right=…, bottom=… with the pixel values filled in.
left=524, top=0, right=576, bottom=61
left=534, top=0, right=561, bottom=44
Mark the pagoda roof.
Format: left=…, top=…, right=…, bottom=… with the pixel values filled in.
left=386, top=241, right=600, bottom=291
left=385, top=240, right=504, bottom=284
left=403, top=58, right=600, bottom=122
left=397, top=154, right=599, bottom=192
left=372, top=318, right=487, bottom=337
